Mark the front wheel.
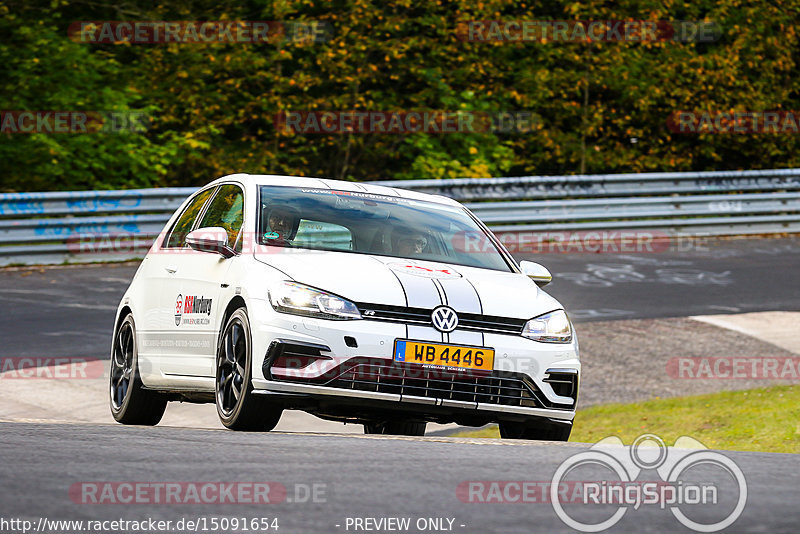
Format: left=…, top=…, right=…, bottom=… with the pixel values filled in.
left=364, top=420, right=427, bottom=436
left=216, top=307, right=282, bottom=431
left=499, top=421, right=571, bottom=441
left=109, top=314, right=167, bottom=425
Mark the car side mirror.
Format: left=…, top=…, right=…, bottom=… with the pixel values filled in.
left=186, top=227, right=235, bottom=258
left=520, top=260, right=552, bottom=287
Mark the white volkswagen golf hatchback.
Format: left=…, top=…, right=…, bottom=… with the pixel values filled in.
left=110, top=174, right=579, bottom=439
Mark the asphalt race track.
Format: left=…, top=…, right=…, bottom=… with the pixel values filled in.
left=1, top=236, right=799, bottom=533
left=521, top=235, right=800, bottom=322
left=1, top=236, right=798, bottom=359
left=1, top=422, right=798, bottom=533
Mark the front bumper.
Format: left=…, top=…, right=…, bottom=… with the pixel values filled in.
left=249, top=298, right=579, bottom=426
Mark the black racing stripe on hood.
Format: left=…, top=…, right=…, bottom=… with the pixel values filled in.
left=432, top=278, right=447, bottom=306
left=379, top=257, right=409, bottom=340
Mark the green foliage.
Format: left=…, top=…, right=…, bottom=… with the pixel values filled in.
left=0, top=2, right=181, bottom=191
left=2, top=0, right=800, bottom=191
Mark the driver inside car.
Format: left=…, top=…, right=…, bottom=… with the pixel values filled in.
left=264, top=205, right=300, bottom=242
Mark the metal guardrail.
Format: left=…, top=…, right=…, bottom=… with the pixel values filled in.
left=376, top=168, right=800, bottom=201
left=0, top=188, right=194, bottom=266
left=2, top=169, right=800, bottom=266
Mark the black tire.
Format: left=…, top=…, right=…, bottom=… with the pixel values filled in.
left=109, top=314, right=167, bottom=425
left=499, top=421, right=571, bottom=441
left=364, top=420, right=427, bottom=436
left=216, top=307, right=282, bottom=431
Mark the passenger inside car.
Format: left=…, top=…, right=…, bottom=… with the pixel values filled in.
left=392, top=226, right=430, bottom=256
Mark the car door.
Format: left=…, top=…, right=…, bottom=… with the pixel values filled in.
left=164, top=183, right=246, bottom=381
left=136, top=186, right=216, bottom=383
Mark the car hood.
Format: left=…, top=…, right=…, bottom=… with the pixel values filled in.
left=253, top=249, right=563, bottom=320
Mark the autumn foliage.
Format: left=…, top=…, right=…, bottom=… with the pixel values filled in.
left=1, top=0, right=799, bottom=192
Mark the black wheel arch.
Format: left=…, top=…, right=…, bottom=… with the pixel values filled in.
left=114, top=305, right=133, bottom=331
left=218, top=296, right=247, bottom=346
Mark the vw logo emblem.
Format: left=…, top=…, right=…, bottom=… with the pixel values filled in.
left=431, top=305, right=458, bottom=333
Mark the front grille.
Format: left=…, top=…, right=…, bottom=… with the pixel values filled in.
left=356, top=303, right=526, bottom=335
left=271, top=358, right=574, bottom=410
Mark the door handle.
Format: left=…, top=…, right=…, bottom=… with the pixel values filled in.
left=165, top=266, right=178, bottom=274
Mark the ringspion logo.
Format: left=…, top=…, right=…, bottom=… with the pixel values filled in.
left=550, top=435, right=746, bottom=532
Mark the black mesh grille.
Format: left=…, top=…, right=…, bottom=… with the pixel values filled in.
left=356, top=303, right=526, bottom=335
left=263, top=340, right=331, bottom=378
left=544, top=371, right=579, bottom=398
left=271, top=358, right=574, bottom=410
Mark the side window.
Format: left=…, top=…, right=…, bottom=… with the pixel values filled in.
left=196, top=184, right=245, bottom=249
left=164, top=188, right=215, bottom=248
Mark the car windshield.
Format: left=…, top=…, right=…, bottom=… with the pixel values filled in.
left=258, top=185, right=512, bottom=272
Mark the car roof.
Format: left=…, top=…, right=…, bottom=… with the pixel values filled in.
left=212, top=173, right=461, bottom=207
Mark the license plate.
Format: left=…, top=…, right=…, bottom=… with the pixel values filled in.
left=393, top=340, right=494, bottom=372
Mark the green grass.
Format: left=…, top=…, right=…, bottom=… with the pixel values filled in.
left=454, top=385, right=800, bottom=453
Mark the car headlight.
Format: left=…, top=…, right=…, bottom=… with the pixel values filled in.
left=268, top=281, right=362, bottom=320
left=521, top=310, right=572, bottom=343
